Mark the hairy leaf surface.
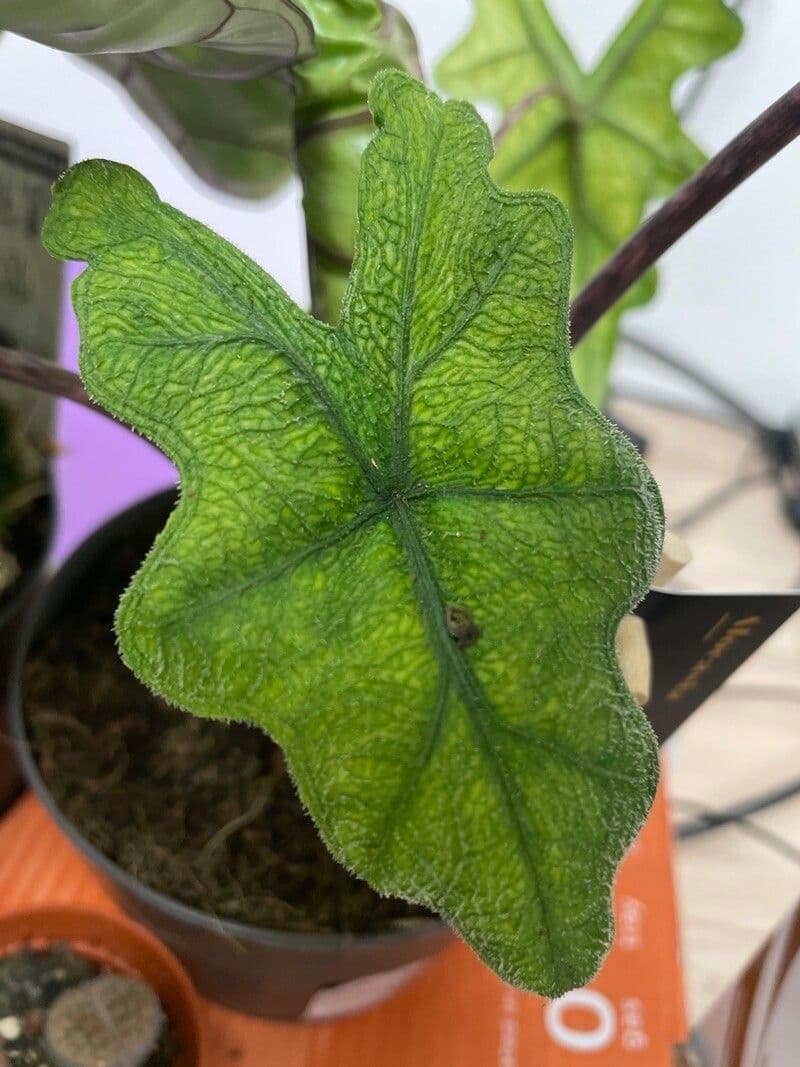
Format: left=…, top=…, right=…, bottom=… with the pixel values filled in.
left=44, top=72, right=663, bottom=996
left=438, top=0, right=743, bottom=403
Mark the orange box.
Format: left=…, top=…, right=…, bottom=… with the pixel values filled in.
left=0, top=783, right=683, bottom=1065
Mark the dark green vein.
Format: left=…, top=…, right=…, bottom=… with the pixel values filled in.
left=496, top=720, right=642, bottom=786
left=391, top=120, right=446, bottom=483
left=409, top=224, right=534, bottom=384
left=90, top=222, right=382, bottom=495
left=373, top=674, right=451, bottom=866
left=158, top=500, right=387, bottom=629
left=410, top=483, right=646, bottom=503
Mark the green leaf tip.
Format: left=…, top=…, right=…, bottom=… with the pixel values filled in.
left=44, top=70, right=664, bottom=998
left=43, top=160, right=159, bottom=262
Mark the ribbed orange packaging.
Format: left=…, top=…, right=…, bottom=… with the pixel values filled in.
left=0, top=782, right=683, bottom=1065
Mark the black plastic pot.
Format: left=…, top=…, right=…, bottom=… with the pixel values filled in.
left=8, top=489, right=451, bottom=1021
left=0, top=490, right=52, bottom=814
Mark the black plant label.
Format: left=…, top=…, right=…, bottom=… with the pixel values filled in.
left=640, top=589, right=800, bottom=742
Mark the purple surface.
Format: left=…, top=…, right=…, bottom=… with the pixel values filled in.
left=53, top=263, right=176, bottom=562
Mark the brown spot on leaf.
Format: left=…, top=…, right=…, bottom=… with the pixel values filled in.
left=445, top=603, right=482, bottom=648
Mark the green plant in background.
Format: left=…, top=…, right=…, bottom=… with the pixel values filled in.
left=42, top=73, right=664, bottom=996
left=0, top=0, right=419, bottom=324
left=0, top=0, right=314, bottom=195
left=437, top=0, right=743, bottom=405
left=0, top=0, right=744, bottom=354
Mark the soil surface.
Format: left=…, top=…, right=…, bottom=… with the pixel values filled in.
left=22, top=500, right=428, bottom=934
left=0, top=944, right=175, bottom=1066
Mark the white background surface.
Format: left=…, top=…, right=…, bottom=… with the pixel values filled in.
left=0, top=0, right=798, bottom=424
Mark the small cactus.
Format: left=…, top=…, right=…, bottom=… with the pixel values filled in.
left=44, top=973, right=165, bottom=1067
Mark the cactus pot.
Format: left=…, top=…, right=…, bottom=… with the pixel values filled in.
left=0, top=905, right=206, bottom=1066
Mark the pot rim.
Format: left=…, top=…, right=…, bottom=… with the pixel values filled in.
left=0, top=903, right=206, bottom=1066
left=8, top=487, right=447, bottom=957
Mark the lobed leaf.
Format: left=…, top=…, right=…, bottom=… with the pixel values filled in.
left=437, top=0, right=743, bottom=404
left=43, top=72, right=664, bottom=996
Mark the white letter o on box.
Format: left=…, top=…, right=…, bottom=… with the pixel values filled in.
left=545, top=990, right=617, bottom=1053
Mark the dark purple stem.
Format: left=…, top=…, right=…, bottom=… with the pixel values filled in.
left=571, top=81, right=800, bottom=344
left=0, top=344, right=115, bottom=423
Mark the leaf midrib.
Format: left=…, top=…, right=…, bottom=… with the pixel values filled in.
left=158, top=478, right=633, bottom=987
left=587, top=0, right=669, bottom=106
left=161, top=482, right=644, bottom=625
left=493, top=0, right=688, bottom=199
left=510, top=0, right=582, bottom=101
left=388, top=497, right=564, bottom=984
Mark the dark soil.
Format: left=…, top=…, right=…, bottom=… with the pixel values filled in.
left=22, top=498, right=427, bottom=935
left=0, top=944, right=175, bottom=1066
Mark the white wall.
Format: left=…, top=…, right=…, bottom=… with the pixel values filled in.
left=0, top=0, right=798, bottom=424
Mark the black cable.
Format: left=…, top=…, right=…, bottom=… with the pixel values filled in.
left=672, top=467, right=773, bottom=532
left=614, top=0, right=800, bottom=853
left=670, top=677, right=800, bottom=843
left=620, top=330, right=800, bottom=533
left=676, top=776, right=800, bottom=841
left=620, top=329, right=784, bottom=450
left=674, top=796, right=800, bottom=867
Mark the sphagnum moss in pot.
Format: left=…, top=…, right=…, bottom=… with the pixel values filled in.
left=3, top=0, right=792, bottom=1033
left=12, top=491, right=451, bottom=1021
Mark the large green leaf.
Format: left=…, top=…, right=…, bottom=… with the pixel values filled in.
left=0, top=0, right=312, bottom=196
left=0, top=0, right=416, bottom=235
left=0, top=1, right=315, bottom=73
left=43, top=72, right=663, bottom=996
left=437, top=0, right=743, bottom=404
left=89, top=54, right=296, bottom=199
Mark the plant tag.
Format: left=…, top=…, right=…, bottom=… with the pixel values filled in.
left=639, top=589, right=800, bottom=742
